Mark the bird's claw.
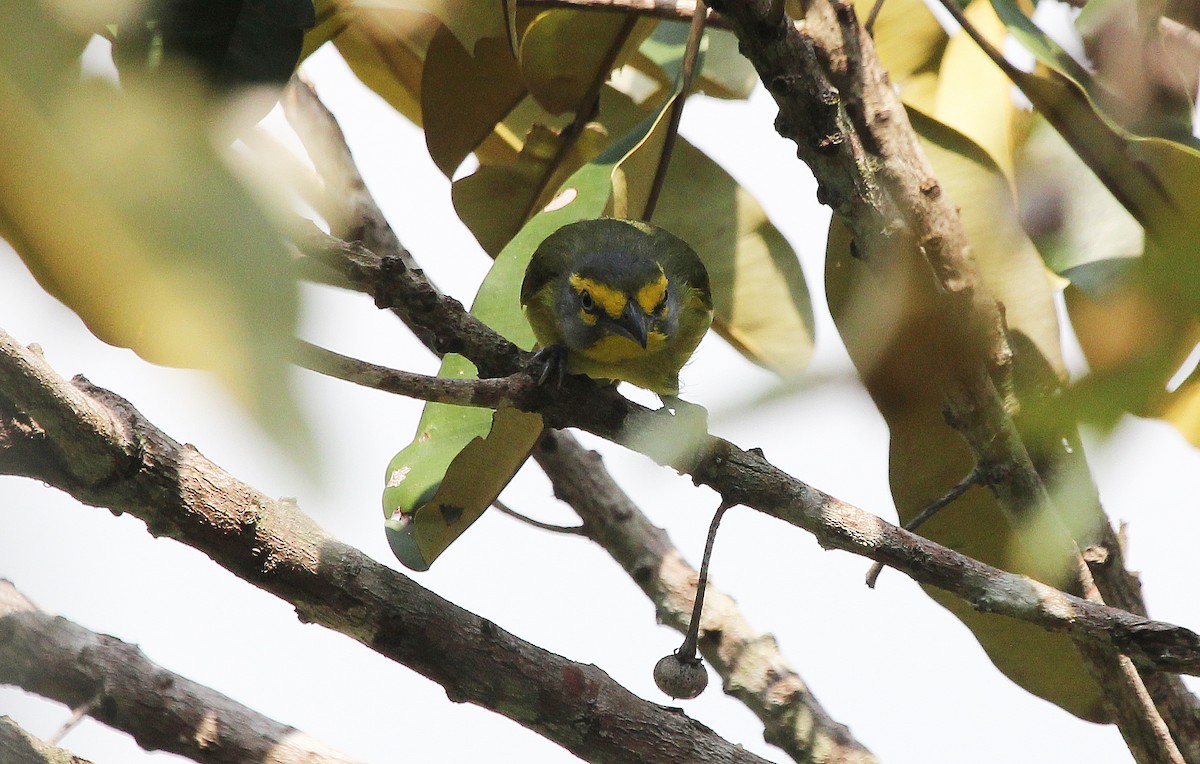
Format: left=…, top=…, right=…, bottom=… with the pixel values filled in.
left=529, top=345, right=569, bottom=388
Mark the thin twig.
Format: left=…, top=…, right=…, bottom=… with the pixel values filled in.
left=493, top=498, right=587, bottom=534
left=292, top=338, right=535, bottom=408
left=644, top=5, right=706, bottom=221
left=45, top=696, right=100, bottom=747
left=863, top=0, right=886, bottom=35
left=865, top=466, right=980, bottom=588
left=0, top=716, right=95, bottom=764
left=676, top=500, right=732, bottom=661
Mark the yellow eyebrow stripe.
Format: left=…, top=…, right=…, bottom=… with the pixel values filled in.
left=636, top=272, right=667, bottom=315
left=569, top=274, right=628, bottom=319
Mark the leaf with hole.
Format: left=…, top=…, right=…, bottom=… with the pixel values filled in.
left=384, top=78, right=687, bottom=570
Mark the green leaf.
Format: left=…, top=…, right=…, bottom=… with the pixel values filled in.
left=517, top=10, right=650, bottom=115
left=626, top=23, right=756, bottom=101
left=986, top=0, right=1200, bottom=255
left=452, top=122, right=609, bottom=256
left=1, top=2, right=306, bottom=460
left=384, top=78, right=687, bottom=570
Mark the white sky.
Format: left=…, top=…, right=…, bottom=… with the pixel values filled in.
left=3, top=37, right=1200, bottom=764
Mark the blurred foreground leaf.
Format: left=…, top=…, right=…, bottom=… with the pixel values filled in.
left=982, top=0, right=1200, bottom=439
left=827, top=0, right=1110, bottom=721
left=0, top=2, right=306, bottom=459
left=113, top=0, right=315, bottom=89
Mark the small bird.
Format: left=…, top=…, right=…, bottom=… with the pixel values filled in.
left=521, top=218, right=712, bottom=396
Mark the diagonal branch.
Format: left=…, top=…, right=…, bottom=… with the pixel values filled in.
left=0, top=580, right=366, bottom=764
left=0, top=331, right=769, bottom=764
left=281, top=78, right=879, bottom=763
left=286, top=231, right=1200, bottom=676
left=0, top=716, right=92, bottom=764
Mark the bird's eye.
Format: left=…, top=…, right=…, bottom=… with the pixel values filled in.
left=579, top=290, right=595, bottom=311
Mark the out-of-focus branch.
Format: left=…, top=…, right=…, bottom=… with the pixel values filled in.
left=0, top=331, right=769, bottom=764
left=0, top=716, right=91, bottom=764
left=0, top=581, right=366, bottom=764
left=282, top=77, right=423, bottom=277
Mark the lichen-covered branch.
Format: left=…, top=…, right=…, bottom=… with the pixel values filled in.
left=0, top=331, right=770, bottom=764
left=0, top=581, right=366, bottom=764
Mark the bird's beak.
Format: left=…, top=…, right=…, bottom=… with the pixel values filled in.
left=615, top=300, right=651, bottom=349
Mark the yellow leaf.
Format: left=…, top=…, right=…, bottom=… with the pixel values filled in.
left=422, top=29, right=525, bottom=176
left=517, top=10, right=651, bottom=116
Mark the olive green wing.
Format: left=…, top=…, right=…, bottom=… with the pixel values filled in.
left=659, top=236, right=712, bottom=310
left=519, top=234, right=568, bottom=307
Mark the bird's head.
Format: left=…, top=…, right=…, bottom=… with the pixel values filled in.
left=557, top=248, right=678, bottom=362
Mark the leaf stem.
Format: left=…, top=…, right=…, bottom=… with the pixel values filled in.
left=644, top=3, right=707, bottom=221
left=865, top=467, right=980, bottom=587
left=677, top=500, right=731, bottom=661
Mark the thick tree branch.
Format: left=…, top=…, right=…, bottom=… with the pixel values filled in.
left=0, top=331, right=769, bottom=764
left=284, top=234, right=1200, bottom=676
left=0, top=717, right=91, bottom=764
left=280, top=81, right=879, bottom=762
left=0, top=581, right=366, bottom=764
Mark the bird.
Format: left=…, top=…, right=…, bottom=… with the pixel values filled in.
left=521, top=217, right=713, bottom=397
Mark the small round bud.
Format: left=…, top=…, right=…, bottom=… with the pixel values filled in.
left=653, top=653, right=708, bottom=699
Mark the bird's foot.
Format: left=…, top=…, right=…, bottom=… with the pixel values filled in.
left=529, top=345, right=569, bottom=388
